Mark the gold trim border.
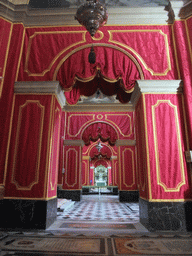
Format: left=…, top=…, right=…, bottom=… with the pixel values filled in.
left=122, top=148, right=135, bottom=188
left=152, top=100, right=186, bottom=192
left=65, top=148, right=78, bottom=187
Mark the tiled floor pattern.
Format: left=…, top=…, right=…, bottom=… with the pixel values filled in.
left=48, top=195, right=148, bottom=236
left=57, top=195, right=139, bottom=223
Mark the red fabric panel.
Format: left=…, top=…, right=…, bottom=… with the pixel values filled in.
left=58, top=47, right=139, bottom=104
left=65, top=112, right=134, bottom=140
left=105, top=113, right=135, bottom=140
left=82, top=160, right=89, bottom=186
left=108, top=167, right=112, bottom=186
left=89, top=166, right=94, bottom=186
left=18, top=25, right=178, bottom=83
left=0, top=23, right=24, bottom=184
left=144, top=94, right=190, bottom=200
left=120, top=146, right=137, bottom=191
left=5, top=95, right=52, bottom=199
left=48, top=99, right=62, bottom=198
left=63, top=145, right=81, bottom=189
left=82, top=122, right=118, bottom=146
left=135, top=97, right=148, bottom=199
left=0, top=19, right=12, bottom=96
left=113, top=159, right=119, bottom=187
left=58, top=111, right=65, bottom=185
left=174, top=20, right=192, bottom=148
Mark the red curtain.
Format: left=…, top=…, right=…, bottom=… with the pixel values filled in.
left=82, top=122, right=118, bottom=146
left=57, top=47, right=140, bottom=105
left=93, top=159, right=109, bottom=168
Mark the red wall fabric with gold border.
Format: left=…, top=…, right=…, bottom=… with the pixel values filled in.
left=0, top=22, right=24, bottom=186
left=64, top=112, right=135, bottom=141
left=119, top=146, right=137, bottom=191
left=135, top=97, right=148, bottom=200
left=47, top=100, right=62, bottom=198
left=143, top=93, right=190, bottom=200
left=5, top=95, right=54, bottom=199
left=17, top=25, right=178, bottom=83
left=63, top=145, right=81, bottom=190
left=173, top=19, right=192, bottom=151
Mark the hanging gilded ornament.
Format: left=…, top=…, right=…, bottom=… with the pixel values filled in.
left=75, top=0, right=108, bottom=37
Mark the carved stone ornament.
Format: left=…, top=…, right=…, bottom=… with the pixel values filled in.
left=75, top=0, right=108, bottom=37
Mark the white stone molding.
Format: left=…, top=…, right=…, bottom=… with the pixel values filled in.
left=136, top=80, right=183, bottom=93
left=115, top=140, right=136, bottom=146
left=63, top=139, right=85, bottom=147
left=14, top=81, right=66, bottom=108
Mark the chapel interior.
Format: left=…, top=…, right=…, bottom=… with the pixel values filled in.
left=1, top=0, right=192, bottom=236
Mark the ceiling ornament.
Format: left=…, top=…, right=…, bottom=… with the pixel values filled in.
left=75, top=0, right=108, bottom=64
left=75, top=0, right=108, bottom=37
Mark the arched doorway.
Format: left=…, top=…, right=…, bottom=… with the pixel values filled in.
left=81, top=122, right=119, bottom=195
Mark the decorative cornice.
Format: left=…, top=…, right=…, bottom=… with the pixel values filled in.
left=0, top=0, right=170, bottom=26
left=136, top=80, right=183, bottom=93
left=63, top=139, right=85, bottom=147
left=14, top=81, right=66, bottom=107
left=115, top=140, right=136, bottom=146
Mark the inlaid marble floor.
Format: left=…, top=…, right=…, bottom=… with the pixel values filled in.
left=57, top=195, right=139, bottom=223
left=47, top=195, right=148, bottom=236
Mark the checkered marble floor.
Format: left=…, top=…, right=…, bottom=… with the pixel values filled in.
left=57, top=195, right=139, bottom=223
